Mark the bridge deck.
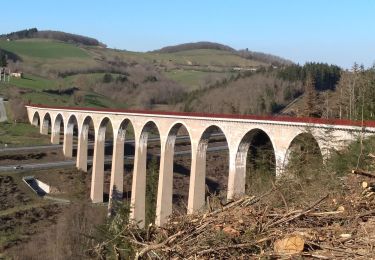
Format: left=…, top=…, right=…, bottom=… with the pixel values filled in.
left=28, top=104, right=375, bottom=128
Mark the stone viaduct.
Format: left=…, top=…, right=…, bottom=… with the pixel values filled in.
left=26, top=104, right=375, bottom=226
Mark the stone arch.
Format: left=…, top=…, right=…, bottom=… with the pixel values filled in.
left=41, top=112, right=52, bottom=135
left=76, top=116, right=95, bottom=172
left=130, top=120, right=161, bottom=226
left=109, top=118, right=135, bottom=207
left=32, top=111, right=40, bottom=126
left=188, top=124, right=229, bottom=213
left=81, top=115, right=95, bottom=135
left=63, top=115, right=79, bottom=157
left=235, top=128, right=276, bottom=195
left=284, top=132, right=323, bottom=175
left=91, top=117, right=114, bottom=203
left=51, top=114, right=64, bottom=144
left=144, top=121, right=161, bottom=225
left=155, top=122, right=192, bottom=225
left=139, top=120, right=161, bottom=143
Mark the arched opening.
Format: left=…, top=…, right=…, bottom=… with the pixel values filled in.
left=41, top=113, right=52, bottom=135
left=97, top=118, right=114, bottom=203
left=65, top=115, right=79, bottom=157
left=32, top=112, right=40, bottom=127
left=141, top=121, right=161, bottom=226
left=108, top=119, right=135, bottom=207
left=199, top=125, right=229, bottom=204
left=169, top=123, right=192, bottom=215
left=285, top=132, right=323, bottom=178
left=236, top=129, right=276, bottom=196
left=78, top=116, right=95, bottom=172
left=52, top=114, right=64, bottom=144
left=121, top=121, right=135, bottom=203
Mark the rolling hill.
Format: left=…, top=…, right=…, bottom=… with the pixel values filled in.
left=0, top=28, right=105, bottom=46
left=153, top=41, right=235, bottom=53
left=0, top=29, right=299, bottom=121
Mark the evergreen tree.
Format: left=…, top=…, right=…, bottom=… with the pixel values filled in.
left=0, top=52, right=7, bottom=67
left=302, top=73, right=321, bottom=117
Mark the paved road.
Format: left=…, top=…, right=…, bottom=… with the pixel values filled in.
left=0, top=97, right=7, bottom=122
left=0, top=145, right=228, bottom=172
left=0, top=137, right=167, bottom=152
left=0, top=133, right=224, bottom=153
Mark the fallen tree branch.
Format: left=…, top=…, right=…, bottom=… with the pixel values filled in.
left=307, top=242, right=367, bottom=257
left=351, top=169, right=375, bottom=178
left=135, top=231, right=184, bottom=260
left=265, top=194, right=329, bottom=230
left=194, top=242, right=256, bottom=256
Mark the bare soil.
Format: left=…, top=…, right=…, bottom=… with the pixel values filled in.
left=0, top=149, right=66, bottom=166
left=0, top=175, right=32, bottom=210
left=0, top=204, right=61, bottom=251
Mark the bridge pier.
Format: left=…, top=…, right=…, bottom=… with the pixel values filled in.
left=63, top=126, right=73, bottom=158
left=155, top=136, right=174, bottom=226
left=227, top=147, right=245, bottom=200
left=109, top=132, right=124, bottom=205
left=275, top=147, right=288, bottom=176
left=51, top=114, right=63, bottom=144
left=187, top=142, right=206, bottom=214
left=40, top=118, right=49, bottom=135
left=76, top=125, right=88, bottom=172
left=90, top=128, right=105, bottom=203
left=130, top=132, right=147, bottom=227
left=51, top=128, right=60, bottom=144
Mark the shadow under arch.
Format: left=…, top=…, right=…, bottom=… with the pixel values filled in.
left=132, top=120, right=161, bottom=226
left=167, top=122, right=192, bottom=214
left=196, top=124, right=229, bottom=204
left=235, top=128, right=276, bottom=195
left=109, top=118, right=135, bottom=205
left=78, top=116, right=95, bottom=172
left=52, top=114, right=64, bottom=144
left=284, top=132, right=323, bottom=177
left=120, top=119, right=136, bottom=202
left=93, top=117, right=114, bottom=203
left=64, top=114, right=79, bottom=157
left=41, top=112, right=52, bottom=134
left=32, top=111, right=40, bottom=126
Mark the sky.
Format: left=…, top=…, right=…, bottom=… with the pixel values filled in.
left=1, top=0, right=375, bottom=68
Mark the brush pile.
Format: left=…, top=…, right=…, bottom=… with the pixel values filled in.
left=93, top=170, right=375, bottom=259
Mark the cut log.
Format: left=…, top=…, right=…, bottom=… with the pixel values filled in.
left=274, top=234, right=304, bottom=255
left=352, top=169, right=375, bottom=178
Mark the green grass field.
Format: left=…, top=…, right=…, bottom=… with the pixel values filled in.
left=0, top=39, right=89, bottom=59
left=161, top=49, right=265, bottom=67
left=0, top=122, right=51, bottom=147
left=9, top=74, right=58, bottom=90
left=3, top=71, right=127, bottom=109
left=21, top=90, right=125, bottom=108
